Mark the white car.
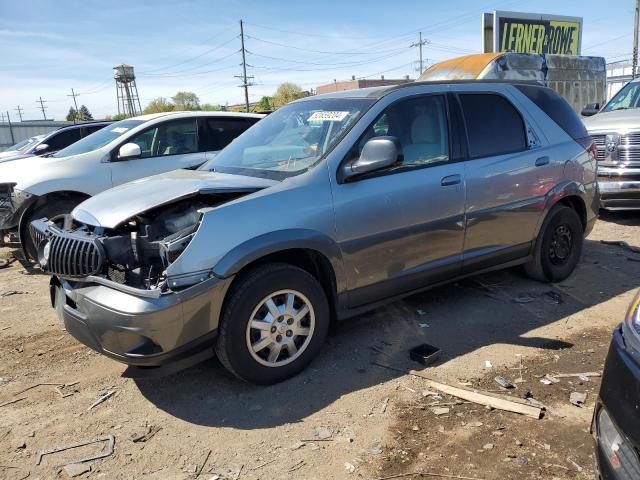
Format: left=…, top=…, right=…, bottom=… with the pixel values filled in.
left=0, top=135, right=45, bottom=159
left=0, top=111, right=263, bottom=257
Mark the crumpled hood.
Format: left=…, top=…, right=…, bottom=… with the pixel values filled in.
left=72, top=168, right=278, bottom=229
left=583, top=109, right=640, bottom=133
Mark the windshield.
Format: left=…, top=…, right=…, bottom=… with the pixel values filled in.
left=602, top=82, right=640, bottom=112
left=8, top=136, right=37, bottom=151
left=53, top=119, right=144, bottom=157
left=200, top=98, right=374, bottom=179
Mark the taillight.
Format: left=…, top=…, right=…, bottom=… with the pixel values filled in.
left=576, top=136, right=597, bottom=160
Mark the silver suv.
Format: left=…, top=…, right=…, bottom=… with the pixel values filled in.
left=33, top=81, right=599, bottom=384
left=583, top=78, right=640, bottom=210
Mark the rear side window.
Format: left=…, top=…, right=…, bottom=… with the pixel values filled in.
left=459, top=94, right=527, bottom=158
left=515, top=85, right=588, bottom=140
left=46, top=128, right=82, bottom=151
left=198, top=118, right=254, bottom=152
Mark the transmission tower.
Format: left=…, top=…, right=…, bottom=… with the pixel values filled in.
left=235, top=20, right=254, bottom=113
left=410, top=32, right=429, bottom=75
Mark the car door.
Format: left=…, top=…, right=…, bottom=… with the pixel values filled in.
left=198, top=117, right=256, bottom=163
left=455, top=88, right=552, bottom=273
left=332, top=93, right=466, bottom=308
left=40, top=128, right=82, bottom=155
left=110, top=117, right=204, bottom=185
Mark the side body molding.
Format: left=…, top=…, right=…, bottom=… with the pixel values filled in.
left=212, top=229, right=347, bottom=296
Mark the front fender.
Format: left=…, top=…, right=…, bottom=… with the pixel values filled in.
left=212, top=229, right=347, bottom=295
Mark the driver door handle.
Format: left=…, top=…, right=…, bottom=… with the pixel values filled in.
left=535, top=156, right=550, bottom=167
left=441, top=174, right=461, bottom=186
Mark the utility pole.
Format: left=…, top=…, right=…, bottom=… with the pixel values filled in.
left=37, top=96, right=48, bottom=120
left=634, top=0, right=639, bottom=78
left=410, top=32, right=429, bottom=75
left=6, top=112, right=15, bottom=143
left=14, top=105, right=23, bottom=122
left=68, top=88, right=80, bottom=123
left=235, top=19, right=253, bottom=113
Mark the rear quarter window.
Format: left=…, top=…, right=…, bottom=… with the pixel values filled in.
left=515, top=85, right=588, bottom=140
left=458, top=93, right=527, bottom=158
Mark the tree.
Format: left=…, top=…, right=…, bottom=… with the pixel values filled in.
left=143, top=97, right=175, bottom=114
left=200, top=103, right=223, bottom=111
left=106, top=113, right=130, bottom=121
left=66, top=107, right=77, bottom=121
left=256, top=96, right=272, bottom=111
left=77, top=105, right=93, bottom=121
left=271, top=83, right=305, bottom=108
left=171, top=91, right=200, bottom=111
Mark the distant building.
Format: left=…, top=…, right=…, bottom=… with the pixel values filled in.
left=316, top=76, right=413, bottom=95
left=606, top=60, right=633, bottom=100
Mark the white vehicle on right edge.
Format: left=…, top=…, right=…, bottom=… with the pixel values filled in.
left=583, top=78, right=640, bottom=210
left=0, top=111, right=263, bottom=258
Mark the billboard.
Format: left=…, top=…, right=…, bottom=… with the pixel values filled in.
left=482, top=11, right=582, bottom=56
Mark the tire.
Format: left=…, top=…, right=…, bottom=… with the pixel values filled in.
left=21, top=198, right=82, bottom=262
left=524, top=205, right=584, bottom=282
left=215, top=263, right=330, bottom=384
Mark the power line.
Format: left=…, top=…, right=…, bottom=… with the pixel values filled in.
left=410, top=32, right=429, bottom=75
left=68, top=88, right=80, bottom=112
left=14, top=105, right=23, bottom=122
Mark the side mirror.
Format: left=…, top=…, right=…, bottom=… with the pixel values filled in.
left=344, top=136, right=399, bottom=179
left=34, top=143, right=49, bottom=154
left=581, top=103, right=600, bottom=117
left=117, top=142, right=141, bottom=161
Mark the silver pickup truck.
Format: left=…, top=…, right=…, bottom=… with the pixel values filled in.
left=583, top=78, right=640, bottom=210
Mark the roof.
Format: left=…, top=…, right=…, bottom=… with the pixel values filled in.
left=130, top=111, right=265, bottom=121
left=419, top=52, right=504, bottom=81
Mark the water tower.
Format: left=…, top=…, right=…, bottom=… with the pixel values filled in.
left=114, top=64, right=142, bottom=117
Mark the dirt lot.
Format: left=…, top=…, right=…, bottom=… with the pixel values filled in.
left=1, top=212, right=639, bottom=480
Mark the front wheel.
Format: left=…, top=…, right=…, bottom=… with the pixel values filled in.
left=215, top=263, right=330, bottom=384
left=524, top=205, right=584, bottom=282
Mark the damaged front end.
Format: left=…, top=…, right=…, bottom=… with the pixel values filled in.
left=31, top=191, right=251, bottom=295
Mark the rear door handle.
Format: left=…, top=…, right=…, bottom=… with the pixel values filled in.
left=535, top=156, right=550, bottom=167
left=441, top=174, right=461, bottom=186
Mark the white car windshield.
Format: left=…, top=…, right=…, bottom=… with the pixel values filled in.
left=602, top=82, right=640, bottom=112
left=53, top=119, right=144, bottom=157
left=200, top=98, right=374, bottom=179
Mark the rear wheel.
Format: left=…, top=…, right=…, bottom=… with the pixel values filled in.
left=215, top=263, right=329, bottom=384
left=21, top=198, right=82, bottom=262
left=524, top=205, right=584, bottom=282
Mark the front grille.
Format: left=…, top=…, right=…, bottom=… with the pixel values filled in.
left=38, top=231, right=104, bottom=278
left=592, top=132, right=640, bottom=166
left=592, top=134, right=606, bottom=161
left=29, top=223, right=47, bottom=249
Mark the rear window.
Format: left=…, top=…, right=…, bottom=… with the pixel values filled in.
left=515, top=85, right=588, bottom=140
left=459, top=94, right=527, bottom=158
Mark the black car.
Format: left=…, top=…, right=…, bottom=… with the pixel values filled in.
left=594, top=291, right=640, bottom=479
left=2, top=121, right=111, bottom=161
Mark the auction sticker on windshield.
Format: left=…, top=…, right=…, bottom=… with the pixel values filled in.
left=111, top=127, right=129, bottom=133
left=308, top=111, right=350, bottom=122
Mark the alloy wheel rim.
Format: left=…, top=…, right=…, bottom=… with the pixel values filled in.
left=245, top=289, right=315, bottom=368
left=549, top=224, right=573, bottom=265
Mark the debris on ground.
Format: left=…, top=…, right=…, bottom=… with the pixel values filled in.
left=36, top=435, right=115, bottom=467
left=0, top=397, right=26, bottom=408
left=545, top=291, right=564, bottom=304
left=290, top=441, right=306, bottom=451
left=62, top=463, right=91, bottom=478
left=130, top=424, right=162, bottom=443
left=494, top=376, right=515, bottom=389
left=569, top=392, right=587, bottom=407
left=344, top=462, right=356, bottom=473
left=484, top=360, right=493, bottom=369
left=0, top=290, right=25, bottom=297
left=409, top=344, right=440, bottom=366
left=194, top=449, right=211, bottom=478
left=314, top=426, right=332, bottom=440
left=600, top=239, right=640, bottom=254
left=87, top=389, right=116, bottom=411
left=513, top=294, right=535, bottom=304
left=373, top=363, right=543, bottom=418
left=379, top=397, right=390, bottom=413
left=430, top=407, right=450, bottom=416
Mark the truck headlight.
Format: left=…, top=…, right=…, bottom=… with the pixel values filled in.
left=597, top=408, right=640, bottom=474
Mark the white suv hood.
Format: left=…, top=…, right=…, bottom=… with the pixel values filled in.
left=583, top=109, right=640, bottom=133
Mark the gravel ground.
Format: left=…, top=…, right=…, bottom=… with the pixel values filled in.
left=0, top=211, right=638, bottom=480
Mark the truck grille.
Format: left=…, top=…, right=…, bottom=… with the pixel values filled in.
left=592, top=132, right=640, bottom=165
left=592, top=134, right=606, bottom=161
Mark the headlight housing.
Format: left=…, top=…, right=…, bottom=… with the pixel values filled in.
left=623, top=290, right=640, bottom=354
left=597, top=408, right=640, bottom=476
